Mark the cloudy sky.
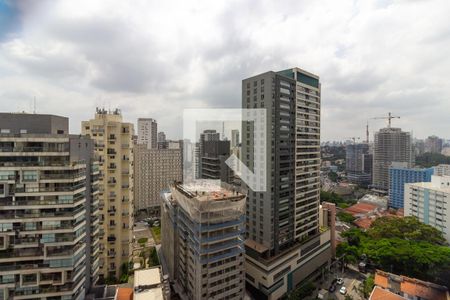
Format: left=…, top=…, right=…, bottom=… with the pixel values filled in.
left=0, top=0, right=449, bottom=141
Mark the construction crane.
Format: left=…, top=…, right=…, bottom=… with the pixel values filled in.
left=372, top=112, right=400, bottom=128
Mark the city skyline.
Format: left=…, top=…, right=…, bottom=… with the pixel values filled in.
left=1, top=0, right=450, bottom=141
left=1, top=1, right=450, bottom=299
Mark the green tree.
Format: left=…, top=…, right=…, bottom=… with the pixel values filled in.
left=367, top=217, right=447, bottom=245
left=337, top=211, right=356, bottom=223
left=105, top=276, right=117, bottom=285
left=337, top=217, right=450, bottom=288
left=329, top=171, right=339, bottom=182
left=149, top=247, right=160, bottom=266
left=287, top=282, right=315, bottom=300
left=320, top=191, right=344, bottom=204
left=119, top=262, right=129, bottom=283
left=416, top=153, right=450, bottom=168
left=358, top=275, right=374, bottom=298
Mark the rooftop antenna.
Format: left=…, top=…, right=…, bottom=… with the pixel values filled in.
left=222, top=121, right=225, bottom=140
left=33, top=97, right=36, bottom=114
left=366, top=120, right=369, bottom=143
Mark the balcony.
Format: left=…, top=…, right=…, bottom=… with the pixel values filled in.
left=12, top=220, right=84, bottom=233
left=0, top=248, right=43, bottom=260
left=0, top=146, right=68, bottom=153
left=14, top=184, right=85, bottom=194
left=107, top=148, right=117, bottom=156
left=91, top=128, right=105, bottom=134
left=13, top=236, right=40, bottom=247
left=1, top=207, right=84, bottom=220
left=40, top=172, right=86, bottom=180
left=1, top=196, right=86, bottom=208
left=46, top=243, right=84, bottom=257
left=13, top=281, right=82, bottom=297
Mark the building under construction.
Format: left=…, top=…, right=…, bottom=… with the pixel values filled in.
left=373, top=127, right=414, bottom=191
left=161, top=181, right=246, bottom=300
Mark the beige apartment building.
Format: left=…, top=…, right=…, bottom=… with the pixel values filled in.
left=134, top=144, right=182, bottom=214
left=82, top=108, right=134, bottom=282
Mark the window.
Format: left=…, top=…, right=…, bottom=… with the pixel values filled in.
left=23, top=171, right=38, bottom=182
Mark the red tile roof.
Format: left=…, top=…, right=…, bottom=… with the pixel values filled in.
left=344, top=203, right=377, bottom=216
left=374, top=270, right=449, bottom=300
left=369, top=286, right=405, bottom=300
left=354, top=217, right=374, bottom=229
left=116, top=288, right=133, bottom=300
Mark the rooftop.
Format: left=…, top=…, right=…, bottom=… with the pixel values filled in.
left=354, top=217, right=375, bottom=229
left=115, top=288, right=133, bottom=300
left=369, top=286, right=405, bottom=300
left=374, top=270, right=449, bottom=300
left=408, top=180, right=450, bottom=193
left=134, top=267, right=161, bottom=287
left=344, top=203, right=378, bottom=216
left=173, top=181, right=244, bottom=202
left=244, top=239, right=269, bottom=254
left=134, top=289, right=163, bottom=300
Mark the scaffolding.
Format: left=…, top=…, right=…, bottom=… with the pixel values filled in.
left=169, top=181, right=246, bottom=300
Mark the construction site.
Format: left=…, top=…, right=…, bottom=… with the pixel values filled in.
left=161, top=181, right=246, bottom=300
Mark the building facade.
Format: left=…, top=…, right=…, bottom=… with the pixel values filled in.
left=134, top=144, right=182, bottom=213
left=231, top=129, right=240, bottom=148
left=434, top=164, right=450, bottom=176
left=199, top=130, right=220, bottom=163
left=346, top=143, right=372, bottom=186
left=82, top=108, right=134, bottom=282
left=425, top=135, right=443, bottom=154
left=0, top=113, right=99, bottom=299
left=242, top=68, right=331, bottom=300
left=404, top=175, right=450, bottom=243
left=137, top=118, right=157, bottom=149
left=200, top=140, right=232, bottom=183
left=388, top=163, right=433, bottom=209
left=373, top=128, right=414, bottom=191
left=161, top=182, right=246, bottom=300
